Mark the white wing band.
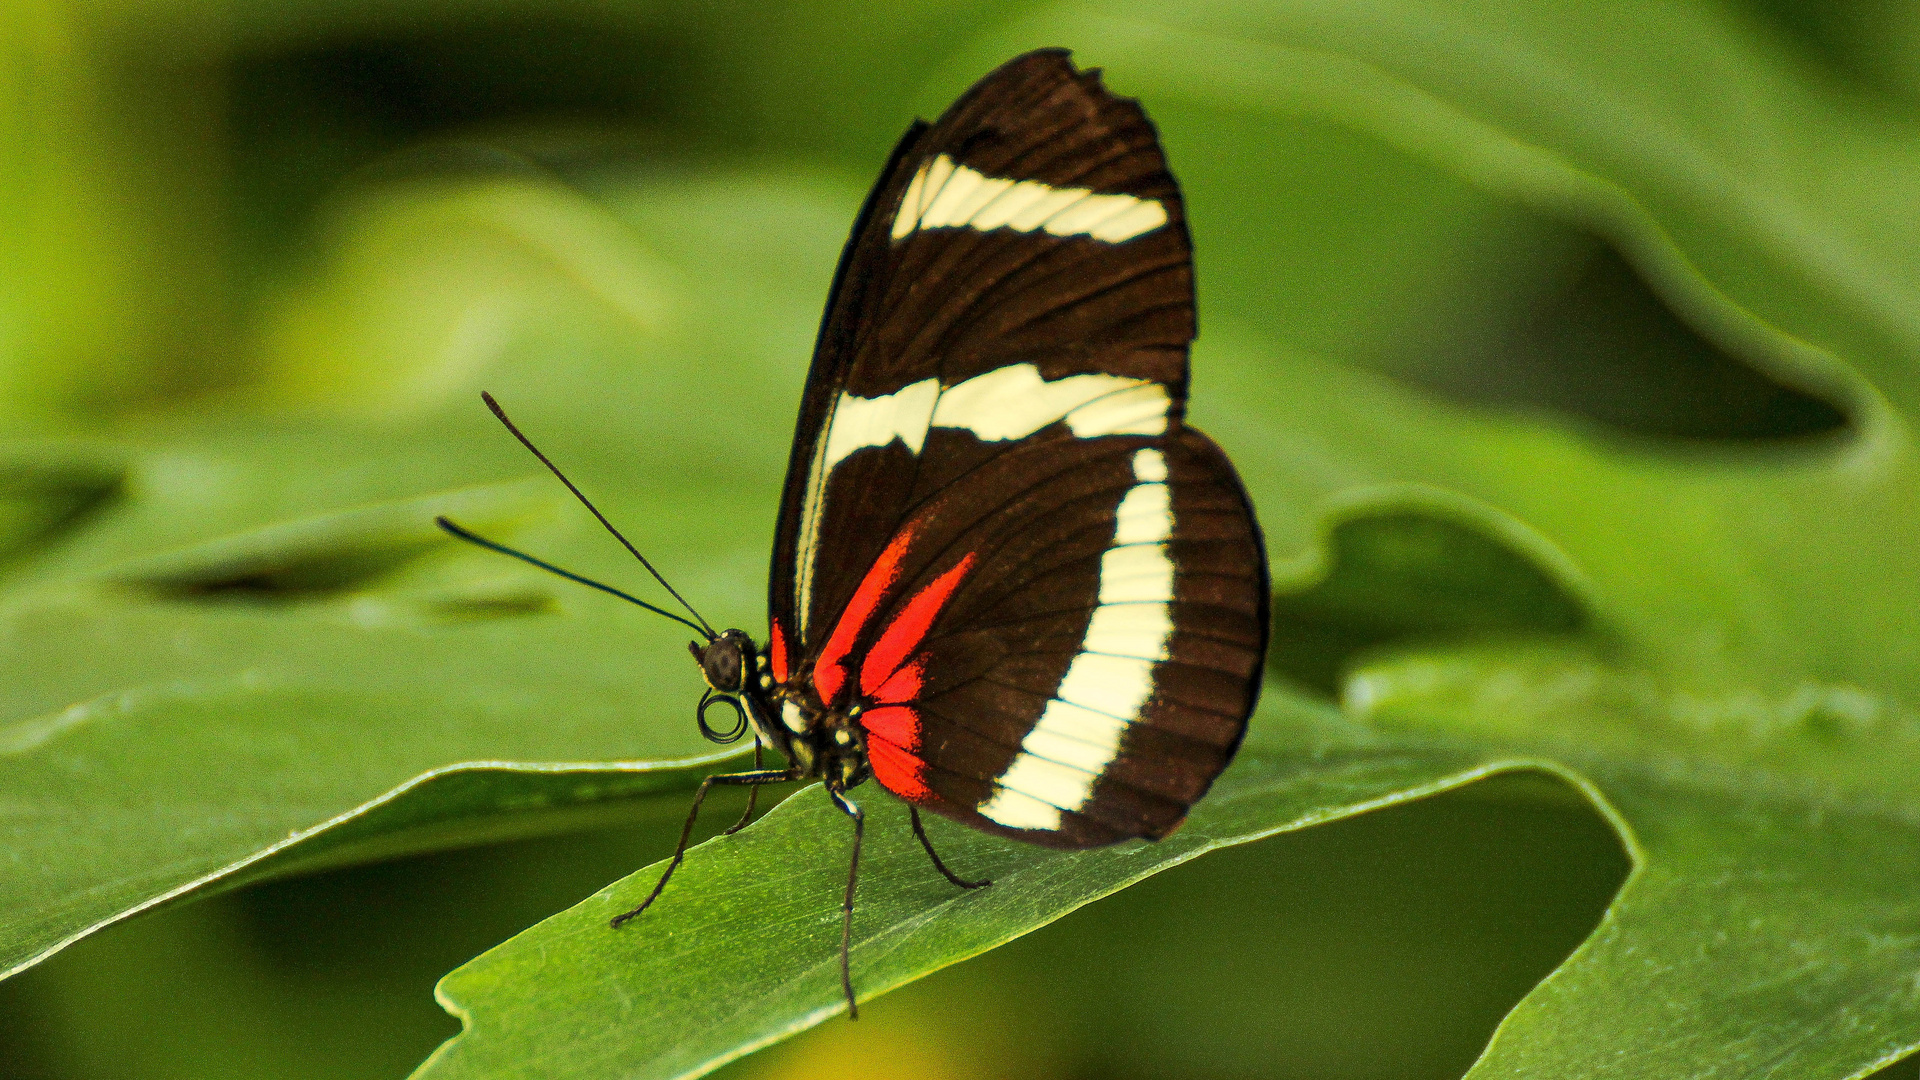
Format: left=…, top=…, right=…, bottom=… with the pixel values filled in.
left=819, top=363, right=1168, bottom=474
left=978, top=448, right=1176, bottom=831
left=893, top=154, right=1168, bottom=243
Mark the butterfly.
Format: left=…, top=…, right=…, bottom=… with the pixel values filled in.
left=439, top=47, right=1268, bottom=1019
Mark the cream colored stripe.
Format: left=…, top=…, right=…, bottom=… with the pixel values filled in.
left=891, top=154, right=1167, bottom=243
left=978, top=448, right=1179, bottom=830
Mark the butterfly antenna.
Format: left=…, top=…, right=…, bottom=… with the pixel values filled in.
left=481, top=391, right=718, bottom=639
left=436, top=516, right=709, bottom=637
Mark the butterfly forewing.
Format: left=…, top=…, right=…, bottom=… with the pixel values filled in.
left=768, top=48, right=1267, bottom=849
left=770, top=49, right=1194, bottom=643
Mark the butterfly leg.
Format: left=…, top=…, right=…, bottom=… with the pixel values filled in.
left=908, top=805, right=991, bottom=890
left=610, top=766, right=794, bottom=929
left=827, top=785, right=864, bottom=1019
left=723, top=738, right=767, bottom=835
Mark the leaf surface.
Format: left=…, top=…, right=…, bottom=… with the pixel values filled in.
left=8, top=1, right=1920, bottom=1078
left=413, top=1, right=1920, bottom=1078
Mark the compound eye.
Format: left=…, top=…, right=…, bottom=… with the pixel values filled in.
left=696, top=639, right=746, bottom=693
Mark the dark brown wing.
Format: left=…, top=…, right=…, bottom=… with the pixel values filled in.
left=847, top=427, right=1266, bottom=848
left=768, top=48, right=1194, bottom=649
left=765, top=49, right=1265, bottom=847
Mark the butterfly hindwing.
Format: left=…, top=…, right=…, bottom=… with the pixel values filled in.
left=832, top=427, right=1264, bottom=848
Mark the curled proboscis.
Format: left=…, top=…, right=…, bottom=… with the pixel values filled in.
left=697, top=688, right=749, bottom=744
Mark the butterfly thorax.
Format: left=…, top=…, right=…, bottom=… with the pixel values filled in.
left=690, top=630, right=872, bottom=792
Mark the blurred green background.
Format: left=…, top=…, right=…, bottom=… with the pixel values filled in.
left=2, top=0, right=1917, bottom=1077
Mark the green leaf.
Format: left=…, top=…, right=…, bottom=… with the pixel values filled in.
left=1480, top=777, right=1920, bottom=1078
left=0, top=169, right=825, bottom=979
left=418, top=695, right=1524, bottom=1080
left=1350, top=644, right=1920, bottom=1077
left=12, top=0, right=1920, bottom=1076
left=0, top=468, right=749, bottom=979
left=409, top=1, right=1920, bottom=1078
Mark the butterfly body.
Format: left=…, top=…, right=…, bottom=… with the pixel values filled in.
left=689, top=631, right=870, bottom=792
left=448, top=47, right=1267, bottom=1018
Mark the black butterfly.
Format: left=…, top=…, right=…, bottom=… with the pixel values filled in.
left=440, top=47, right=1268, bottom=1018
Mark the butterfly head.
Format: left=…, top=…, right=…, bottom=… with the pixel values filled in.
left=687, top=629, right=767, bottom=746
left=688, top=629, right=757, bottom=694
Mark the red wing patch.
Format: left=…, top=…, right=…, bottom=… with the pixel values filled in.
left=870, top=660, right=922, bottom=705
left=862, top=705, right=933, bottom=801
left=849, top=556, right=975, bottom=804
left=859, top=554, right=974, bottom=698
left=768, top=618, right=790, bottom=683
left=814, top=528, right=916, bottom=705
left=860, top=704, right=921, bottom=750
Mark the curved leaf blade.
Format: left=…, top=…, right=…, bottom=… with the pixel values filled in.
left=1473, top=777, right=1920, bottom=1080
left=416, top=697, right=1541, bottom=1080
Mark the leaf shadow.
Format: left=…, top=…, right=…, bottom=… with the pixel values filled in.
left=1268, top=508, right=1594, bottom=697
